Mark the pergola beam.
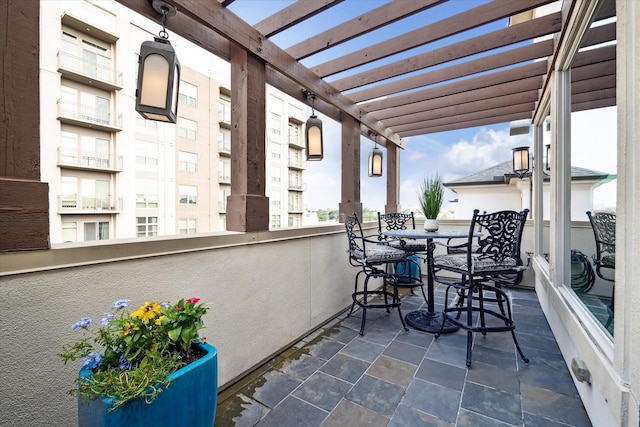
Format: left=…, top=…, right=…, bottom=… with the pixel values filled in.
left=331, top=11, right=561, bottom=92
left=286, top=0, right=445, bottom=61
left=312, top=0, right=557, bottom=77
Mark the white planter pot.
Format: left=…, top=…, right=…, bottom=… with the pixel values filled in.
left=424, top=219, right=439, bottom=231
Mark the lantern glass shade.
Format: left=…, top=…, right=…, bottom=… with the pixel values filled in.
left=368, top=147, right=383, bottom=177
left=305, top=115, right=323, bottom=160
left=512, top=146, right=530, bottom=178
left=135, top=38, right=180, bottom=123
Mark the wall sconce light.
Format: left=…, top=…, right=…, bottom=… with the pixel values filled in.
left=545, top=143, right=551, bottom=172
left=305, top=92, right=323, bottom=161
left=368, top=133, right=383, bottom=177
left=135, top=0, right=180, bottom=123
left=512, top=146, right=530, bottom=179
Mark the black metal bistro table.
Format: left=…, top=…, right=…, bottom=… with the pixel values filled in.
left=384, top=229, right=477, bottom=333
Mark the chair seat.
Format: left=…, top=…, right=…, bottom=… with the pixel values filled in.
left=389, top=240, right=426, bottom=252
left=352, top=245, right=406, bottom=263
left=434, top=254, right=518, bottom=273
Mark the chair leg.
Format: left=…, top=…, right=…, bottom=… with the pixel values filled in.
left=389, top=274, right=408, bottom=332
left=465, top=284, right=475, bottom=367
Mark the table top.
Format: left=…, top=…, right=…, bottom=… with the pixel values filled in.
left=384, top=229, right=473, bottom=239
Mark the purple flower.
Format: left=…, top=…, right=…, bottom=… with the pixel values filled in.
left=100, top=313, right=116, bottom=326
left=72, top=317, right=93, bottom=332
left=83, top=351, right=103, bottom=369
left=161, top=301, right=171, bottom=309
left=118, top=354, right=132, bottom=371
left=111, top=299, right=130, bottom=310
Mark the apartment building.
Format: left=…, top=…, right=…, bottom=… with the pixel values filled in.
left=40, top=1, right=307, bottom=243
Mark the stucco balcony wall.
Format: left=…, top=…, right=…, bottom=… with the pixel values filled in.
left=0, top=223, right=354, bottom=426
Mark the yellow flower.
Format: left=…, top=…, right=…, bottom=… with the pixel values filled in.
left=155, top=315, right=164, bottom=326
left=131, top=301, right=162, bottom=322
left=123, top=322, right=139, bottom=336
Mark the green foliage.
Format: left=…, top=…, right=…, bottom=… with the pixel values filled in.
left=59, top=297, right=209, bottom=410
left=417, top=175, right=444, bottom=219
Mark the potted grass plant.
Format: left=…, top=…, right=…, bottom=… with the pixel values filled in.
left=59, top=297, right=217, bottom=427
left=418, top=174, right=444, bottom=231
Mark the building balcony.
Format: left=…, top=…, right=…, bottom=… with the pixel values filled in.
left=58, top=196, right=122, bottom=213
left=288, top=183, right=305, bottom=191
left=57, top=100, right=123, bottom=132
left=57, top=147, right=123, bottom=172
left=57, top=51, right=123, bottom=91
left=219, top=174, right=231, bottom=185
left=288, top=158, right=305, bottom=170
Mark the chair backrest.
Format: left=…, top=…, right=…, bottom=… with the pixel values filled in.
left=377, top=212, right=416, bottom=234
left=470, top=209, right=529, bottom=264
left=586, top=211, right=616, bottom=256
left=344, top=212, right=366, bottom=266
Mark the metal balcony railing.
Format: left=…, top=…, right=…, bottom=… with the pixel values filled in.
left=57, top=147, right=123, bottom=171
left=58, top=196, right=123, bottom=213
left=57, top=100, right=123, bottom=131
left=57, top=51, right=123, bottom=90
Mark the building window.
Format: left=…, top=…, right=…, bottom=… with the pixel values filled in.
left=289, top=170, right=302, bottom=189
left=271, top=214, right=281, bottom=228
left=136, top=216, right=158, bottom=237
left=84, top=221, right=109, bottom=241
left=61, top=176, right=78, bottom=208
left=178, top=81, right=197, bottom=107
left=218, top=129, right=231, bottom=153
left=288, top=122, right=301, bottom=145
left=61, top=29, right=112, bottom=82
left=135, top=141, right=159, bottom=167
left=270, top=111, right=282, bottom=142
left=219, top=95, right=231, bottom=122
left=60, top=86, right=111, bottom=125
left=136, top=179, right=158, bottom=208
left=178, top=117, right=197, bottom=140
left=179, top=218, right=197, bottom=234
left=219, top=188, right=230, bottom=212
left=61, top=221, right=77, bottom=242
left=179, top=185, right=197, bottom=204
left=178, top=151, right=197, bottom=172
left=219, top=158, right=231, bottom=183
left=135, top=116, right=158, bottom=130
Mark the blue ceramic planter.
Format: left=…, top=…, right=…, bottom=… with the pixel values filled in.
left=78, top=343, right=218, bottom=427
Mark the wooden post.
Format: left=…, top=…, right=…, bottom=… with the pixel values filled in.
left=226, top=44, right=269, bottom=232
left=385, top=143, right=401, bottom=213
left=339, top=114, right=362, bottom=221
left=0, top=1, right=49, bottom=252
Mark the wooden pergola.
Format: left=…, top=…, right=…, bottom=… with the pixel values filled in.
left=0, top=0, right=616, bottom=249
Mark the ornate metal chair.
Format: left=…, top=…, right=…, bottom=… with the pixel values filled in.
left=345, top=213, right=409, bottom=335
left=586, top=211, right=615, bottom=326
left=430, top=209, right=530, bottom=367
left=377, top=212, right=428, bottom=304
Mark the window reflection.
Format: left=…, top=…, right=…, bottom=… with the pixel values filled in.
left=569, top=106, right=617, bottom=337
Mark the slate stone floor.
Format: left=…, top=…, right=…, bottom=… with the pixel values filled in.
left=215, top=284, right=592, bottom=427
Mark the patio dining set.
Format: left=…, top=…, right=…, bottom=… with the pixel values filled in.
left=344, top=209, right=530, bottom=368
